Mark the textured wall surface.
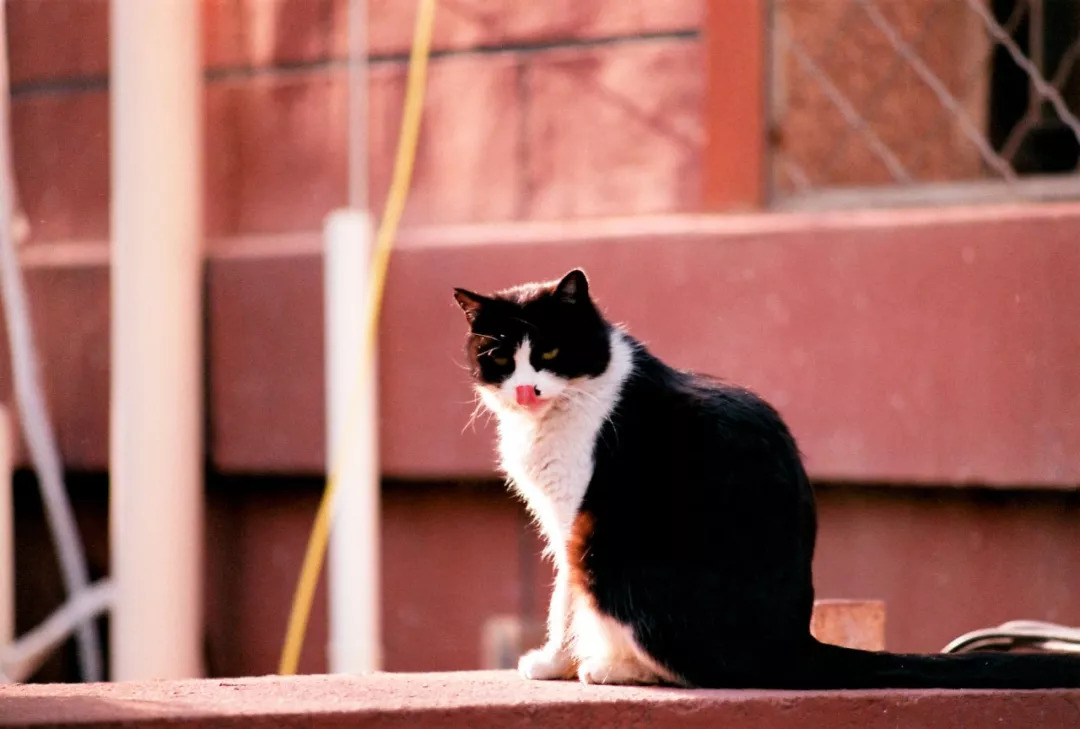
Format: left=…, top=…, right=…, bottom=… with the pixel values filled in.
left=7, top=0, right=704, bottom=247
left=775, top=0, right=990, bottom=190
left=13, top=476, right=1080, bottom=680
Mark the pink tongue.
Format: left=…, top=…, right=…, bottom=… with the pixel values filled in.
left=516, top=385, right=539, bottom=406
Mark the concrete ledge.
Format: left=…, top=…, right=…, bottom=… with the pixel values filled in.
left=5, top=205, right=1080, bottom=485
left=3, top=671, right=1080, bottom=728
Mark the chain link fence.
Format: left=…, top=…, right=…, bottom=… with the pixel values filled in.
left=769, top=0, right=1080, bottom=208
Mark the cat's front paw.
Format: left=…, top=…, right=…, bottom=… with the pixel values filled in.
left=518, top=646, right=576, bottom=681
left=577, top=657, right=661, bottom=686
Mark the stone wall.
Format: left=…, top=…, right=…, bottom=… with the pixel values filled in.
left=7, top=0, right=704, bottom=248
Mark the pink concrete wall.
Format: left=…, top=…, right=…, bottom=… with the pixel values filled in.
left=5, top=206, right=1080, bottom=486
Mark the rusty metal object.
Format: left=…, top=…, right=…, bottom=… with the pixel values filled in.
left=810, top=599, right=886, bottom=651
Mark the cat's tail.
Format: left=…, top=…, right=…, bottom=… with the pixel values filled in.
left=789, top=639, right=1080, bottom=689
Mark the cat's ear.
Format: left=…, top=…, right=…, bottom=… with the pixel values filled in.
left=453, top=288, right=486, bottom=324
left=555, top=269, right=590, bottom=304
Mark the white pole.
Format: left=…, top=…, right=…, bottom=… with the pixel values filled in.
left=325, top=210, right=381, bottom=673
left=0, top=407, right=12, bottom=658
left=109, top=0, right=204, bottom=680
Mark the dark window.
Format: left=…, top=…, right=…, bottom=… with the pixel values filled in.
left=989, top=0, right=1080, bottom=174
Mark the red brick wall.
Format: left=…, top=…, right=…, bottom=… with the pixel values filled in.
left=774, top=0, right=991, bottom=191
left=7, top=0, right=703, bottom=248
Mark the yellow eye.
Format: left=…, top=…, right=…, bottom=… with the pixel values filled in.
left=541, top=348, right=559, bottom=361
left=492, top=356, right=510, bottom=366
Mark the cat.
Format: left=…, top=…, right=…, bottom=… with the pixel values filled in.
left=453, top=268, right=1080, bottom=689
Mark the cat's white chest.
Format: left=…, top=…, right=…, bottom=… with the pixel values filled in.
left=483, top=332, right=633, bottom=554
left=497, top=407, right=600, bottom=550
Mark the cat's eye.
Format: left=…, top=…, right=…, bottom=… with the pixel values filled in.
left=541, top=348, right=559, bottom=361
left=491, top=355, right=510, bottom=366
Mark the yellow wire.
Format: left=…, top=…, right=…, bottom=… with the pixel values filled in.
left=278, top=0, right=438, bottom=675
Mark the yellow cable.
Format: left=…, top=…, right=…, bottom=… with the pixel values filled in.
left=278, top=0, right=438, bottom=675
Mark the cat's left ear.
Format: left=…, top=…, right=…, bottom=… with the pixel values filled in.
left=453, top=288, right=486, bottom=324
left=555, top=269, right=590, bottom=304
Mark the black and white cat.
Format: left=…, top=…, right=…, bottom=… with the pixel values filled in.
left=453, top=269, right=1080, bottom=689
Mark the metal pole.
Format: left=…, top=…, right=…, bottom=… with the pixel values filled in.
left=109, top=0, right=204, bottom=680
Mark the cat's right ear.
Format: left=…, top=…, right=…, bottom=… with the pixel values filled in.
left=453, top=288, right=485, bottom=324
left=555, top=268, right=590, bottom=305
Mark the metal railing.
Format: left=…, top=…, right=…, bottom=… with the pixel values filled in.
left=769, top=0, right=1080, bottom=209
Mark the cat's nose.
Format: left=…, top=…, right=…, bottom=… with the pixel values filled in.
left=515, top=385, right=540, bottom=406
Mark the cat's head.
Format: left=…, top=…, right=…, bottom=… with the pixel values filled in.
left=453, top=269, right=611, bottom=416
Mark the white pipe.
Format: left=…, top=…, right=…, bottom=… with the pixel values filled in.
left=1, top=579, right=114, bottom=684
left=110, top=0, right=204, bottom=680
left=325, top=210, right=381, bottom=673
left=0, top=406, right=11, bottom=659
left=0, top=4, right=103, bottom=682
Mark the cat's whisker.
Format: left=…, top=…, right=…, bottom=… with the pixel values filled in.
left=461, top=393, right=492, bottom=434
left=449, top=355, right=474, bottom=373
left=558, top=387, right=619, bottom=451
left=566, top=386, right=603, bottom=406
left=461, top=405, right=481, bottom=434
left=564, top=387, right=613, bottom=426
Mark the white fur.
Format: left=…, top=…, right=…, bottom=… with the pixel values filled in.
left=479, top=329, right=675, bottom=685
left=571, top=595, right=681, bottom=685
left=479, top=331, right=631, bottom=555
left=498, top=338, right=570, bottom=410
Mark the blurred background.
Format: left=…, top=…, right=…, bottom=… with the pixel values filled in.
left=1, top=0, right=1078, bottom=684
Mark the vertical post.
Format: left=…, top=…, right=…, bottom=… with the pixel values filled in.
left=110, top=0, right=204, bottom=680
left=325, top=210, right=381, bottom=673
left=702, top=0, right=767, bottom=210
left=0, top=407, right=12, bottom=655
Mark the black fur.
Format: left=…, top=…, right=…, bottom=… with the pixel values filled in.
left=456, top=270, right=1080, bottom=689
left=454, top=271, right=610, bottom=387
left=582, top=340, right=1080, bottom=688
